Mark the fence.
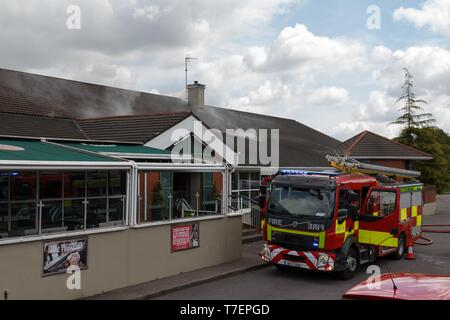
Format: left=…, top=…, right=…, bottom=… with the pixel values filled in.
left=228, top=195, right=262, bottom=229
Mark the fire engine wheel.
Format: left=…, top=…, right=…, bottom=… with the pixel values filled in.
left=338, top=248, right=359, bottom=280
left=392, top=234, right=406, bottom=260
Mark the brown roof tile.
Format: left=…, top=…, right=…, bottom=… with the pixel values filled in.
left=0, top=113, right=88, bottom=140
left=77, top=112, right=191, bottom=143
left=341, top=130, right=432, bottom=159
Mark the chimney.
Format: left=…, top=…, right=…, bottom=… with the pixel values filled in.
left=187, top=81, right=205, bottom=109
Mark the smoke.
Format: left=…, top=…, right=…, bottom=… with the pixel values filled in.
left=0, top=68, right=189, bottom=119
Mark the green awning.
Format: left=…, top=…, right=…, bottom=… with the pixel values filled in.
left=0, top=139, right=122, bottom=162
left=59, top=142, right=171, bottom=159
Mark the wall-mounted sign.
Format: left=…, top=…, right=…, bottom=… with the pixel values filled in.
left=43, top=238, right=88, bottom=276
left=171, top=223, right=199, bottom=252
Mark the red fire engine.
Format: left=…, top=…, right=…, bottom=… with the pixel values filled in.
left=259, top=156, right=423, bottom=279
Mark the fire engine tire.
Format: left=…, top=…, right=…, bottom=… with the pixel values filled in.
left=392, top=234, right=406, bottom=260
left=337, top=248, right=359, bottom=280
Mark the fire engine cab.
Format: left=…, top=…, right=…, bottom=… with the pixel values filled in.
left=259, top=156, right=423, bottom=279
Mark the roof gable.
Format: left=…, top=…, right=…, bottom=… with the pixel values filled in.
left=341, top=130, right=432, bottom=160
left=193, top=105, right=343, bottom=167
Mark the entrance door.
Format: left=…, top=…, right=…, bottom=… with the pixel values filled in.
left=358, top=187, right=400, bottom=248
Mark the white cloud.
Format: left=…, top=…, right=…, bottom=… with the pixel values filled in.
left=393, top=0, right=450, bottom=36
left=305, top=87, right=349, bottom=106
left=331, top=120, right=403, bottom=141
left=372, top=46, right=450, bottom=96
left=354, top=91, right=397, bottom=122
left=133, top=5, right=163, bottom=21
left=244, top=24, right=367, bottom=74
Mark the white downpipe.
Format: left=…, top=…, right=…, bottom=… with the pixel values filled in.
left=128, top=160, right=139, bottom=226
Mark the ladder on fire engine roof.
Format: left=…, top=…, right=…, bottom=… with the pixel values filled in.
left=325, top=155, right=421, bottom=181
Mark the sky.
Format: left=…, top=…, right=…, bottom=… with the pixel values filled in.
left=1, top=0, right=449, bottom=141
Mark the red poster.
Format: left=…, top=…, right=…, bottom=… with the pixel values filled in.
left=171, top=224, right=199, bottom=252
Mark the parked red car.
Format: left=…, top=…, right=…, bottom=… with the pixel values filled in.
left=343, top=273, right=450, bottom=300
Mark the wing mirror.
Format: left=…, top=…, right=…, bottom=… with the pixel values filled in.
left=258, top=185, right=268, bottom=209
left=348, top=204, right=358, bottom=220
left=258, top=195, right=266, bottom=209
left=346, top=190, right=360, bottom=202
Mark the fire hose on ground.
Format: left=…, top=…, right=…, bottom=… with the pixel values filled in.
left=415, top=224, right=450, bottom=246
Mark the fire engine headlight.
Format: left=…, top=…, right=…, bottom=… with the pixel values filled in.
left=317, top=254, right=329, bottom=267
left=262, top=244, right=271, bottom=261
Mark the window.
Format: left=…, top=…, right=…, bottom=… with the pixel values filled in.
left=268, top=186, right=334, bottom=218
left=0, top=172, right=8, bottom=201
left=64, top=172, right=86, bottom=230
left=0, top=170, right=128, bottom=240
left=108, top=171, right=127, bottom=225
left=338, top=189, right=350, bottom=216
left=231, top=171, right=261, bottom=201
left=10, top=202, right=37, bottom=236
left=40, top=172, right=64, bottom=232
left=0, top=203, right=8, bottom=238
left=11, top=171, right=36, bottom=201
left=367, top=190, right=396, bottom=217
left=138, top=170, right=224, bottom=224
left=0, top=173, right=8, bottom=238
left=139, top=171, right=172, bottom=223
left=10, top=172, right=37, bottom=236
left=202, top=172, right=222, bottom=214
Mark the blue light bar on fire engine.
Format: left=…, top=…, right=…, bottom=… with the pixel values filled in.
left=279, top=169, right=340, bottom=176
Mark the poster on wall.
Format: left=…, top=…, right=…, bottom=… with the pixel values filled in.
left=42, top=238, right=88, bottom=276
left=171, top=223, right=199, bottom=252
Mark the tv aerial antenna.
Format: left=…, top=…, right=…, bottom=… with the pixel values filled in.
left=185, top=56, right=198, bottom=100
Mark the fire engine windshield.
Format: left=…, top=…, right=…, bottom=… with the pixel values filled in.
left=268, top=186, right=335, bottom=218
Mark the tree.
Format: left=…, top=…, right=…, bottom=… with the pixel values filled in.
left=390, top=68, right=435, bottom=141
left=395, top=127, right=450, bottom=194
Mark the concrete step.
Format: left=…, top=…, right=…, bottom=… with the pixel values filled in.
left=242, top=232, right=263, bottom=244
left=242, top=228, right=261, bottom=237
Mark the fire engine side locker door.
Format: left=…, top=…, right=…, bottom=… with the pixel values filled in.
left=357, top=187, right=400, bottom=248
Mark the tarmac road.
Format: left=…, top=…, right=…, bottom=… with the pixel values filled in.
left=155, top=198, right=450, bottom=300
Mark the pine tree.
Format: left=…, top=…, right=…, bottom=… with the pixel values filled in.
left=390, top=68, right=435, bottom=135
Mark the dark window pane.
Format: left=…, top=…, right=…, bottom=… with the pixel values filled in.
left=108, top=197, right=125, bottom=224
left=41, top=201, right=64, bottom=233
left=87, top=171, right=107, bottom=197
left=0, top=172, right=8, bottom=201
left=250, top=172, right=260, bottom=189
left=86, top=198, right=107, bottom=229
left=10, top=171, right=36, bottom=201
left=64, top=172, right=85, bottom=198
left=64, top=199, right=85, bottom=230
left=0, top=203, right=8, bottom=238
left=149, top=190, right=170, bottom=222
left=149, top=172, right=171, bottom=221
left=203, top=172, right=213, bottom=187
left=239, top=172, right=250, bottom=190
left=109, top=171, right=127, bottom=196
left=231, top=172, right=238, bottom=190
left=40, top=172, right=63, bottom=199
left=10, top=203, right=37, bottom=237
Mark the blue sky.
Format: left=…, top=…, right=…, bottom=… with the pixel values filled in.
left=0, top=0, right=449, bottom=140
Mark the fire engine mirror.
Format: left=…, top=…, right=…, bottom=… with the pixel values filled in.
left=346, top=190, right=360, bottom=202
left=258, top=195, right=266, bottom=209
left=259, top=185, right=267, bottom=195
left=348, top=205, right=358, bottom=220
